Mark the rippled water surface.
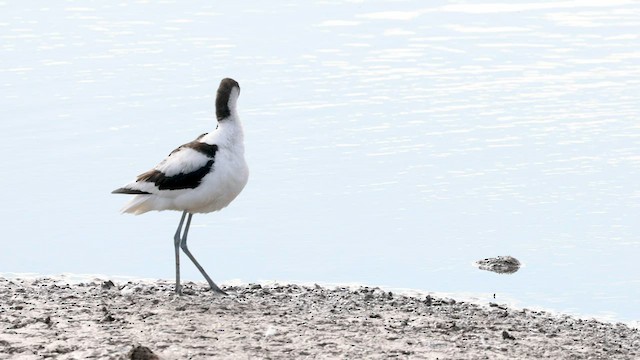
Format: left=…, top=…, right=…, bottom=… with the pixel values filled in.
left=1, top=1, right=639, bottom=324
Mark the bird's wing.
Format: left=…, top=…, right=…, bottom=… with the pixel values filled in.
left=113, top=134, right=218, bottom=194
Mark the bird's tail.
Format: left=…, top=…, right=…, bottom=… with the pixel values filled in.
left=120, top=195, right=154, bottom=215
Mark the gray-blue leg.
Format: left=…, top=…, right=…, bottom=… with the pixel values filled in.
left=180, top=213, right=227, bottom=295
left=173, top=211, right=188, bottom=295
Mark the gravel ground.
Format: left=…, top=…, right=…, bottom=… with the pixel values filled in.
left=1, top=277, right=638, bottom=359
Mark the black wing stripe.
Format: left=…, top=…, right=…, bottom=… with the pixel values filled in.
left=168, top=141, right=218, bottom=158
left=136, top=160, right=215, bottom=191
left=112, top=188, right=152, bottom=195
left=183, top=142, right=218, bottom=157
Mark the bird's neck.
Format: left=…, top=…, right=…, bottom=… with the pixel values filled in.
left=216, top=95, right=238, bottom=121
left=216, top=115, right=245, bottom=145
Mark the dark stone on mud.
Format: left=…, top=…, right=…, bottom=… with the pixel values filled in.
left=128, top=345, right=160, bottom=360
left=476, top=256, right=521, bottom=274
left=424, top=295, right=433, bottom=306
left=101, top=314, right=116, bottom=322
left=502, top=330, right=516, bottom=340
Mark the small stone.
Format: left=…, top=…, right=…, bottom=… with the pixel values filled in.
left=502, top=330, right=516, bottom=340
left=476, top=256, right=521, bottom=274
left=181, top=288, right=196, bottom=295
left=128, top=345, right=160, bottom=360
left=102, top=280, right=115, bottom=289
left=424, top=295, right=433, bottom=306
left=101, top=314, right=116, bottom=322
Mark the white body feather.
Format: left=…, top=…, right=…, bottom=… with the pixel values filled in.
left=117, top=87, right=248, bottom=215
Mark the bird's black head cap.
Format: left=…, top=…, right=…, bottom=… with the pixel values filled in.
left=216, top=78, right=240, bottom=120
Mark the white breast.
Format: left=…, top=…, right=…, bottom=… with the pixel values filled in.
left=173, top=119, right=248, bottom=213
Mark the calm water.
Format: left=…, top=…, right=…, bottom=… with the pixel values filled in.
left=1, top=1, right=639, bottom=324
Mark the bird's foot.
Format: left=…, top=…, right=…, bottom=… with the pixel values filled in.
left=209, top=286, right=228, bottom=296
left=175, top=284, right=183, bottom=296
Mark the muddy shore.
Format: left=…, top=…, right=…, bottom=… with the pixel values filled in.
left=1, top=277, right=638, bottom=359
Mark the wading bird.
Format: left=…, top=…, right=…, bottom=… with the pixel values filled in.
left=112, top=78, right=248, bottom=295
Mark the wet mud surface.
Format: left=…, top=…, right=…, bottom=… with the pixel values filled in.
left=1, top=278, right=638, bottom=359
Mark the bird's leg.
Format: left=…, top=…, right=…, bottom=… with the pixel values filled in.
left=180, top=213, right=227, bottom=295
left=173, top=211, right=188, bottom=296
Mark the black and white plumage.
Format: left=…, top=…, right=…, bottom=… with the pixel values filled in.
left=112, top=78, right=248, bottom=296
